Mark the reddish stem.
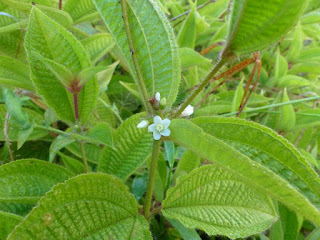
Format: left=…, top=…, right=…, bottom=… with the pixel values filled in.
left=59, top=0, right=62, bottom=9
left=73, top=93, right=79, bottom=120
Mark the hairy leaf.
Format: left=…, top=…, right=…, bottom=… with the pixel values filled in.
left=93, top=0, right=180, bottom=109
left=225, top=0, right=309, bottom=55
left=99, top=113, right=153, bottom=181
left=63, top=0, right=97, bottom=24
left=0, top=159, right=73, bottom=215
left=25, top=7, right=98, bottom=123
left=0, top=211, right=22, bottom=240
left=8, top=173, right=152, bottom=240
left=169, top=118, right=320, bottom=225
left=163, top=165, right=277, bottom=239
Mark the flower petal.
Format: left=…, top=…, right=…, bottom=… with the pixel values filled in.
left=153, top=116, right=162, bottom=125
left=155, top=92, right=161, bottom=101
left=153, top=131, right=161, bottom=140
left=148, top=123, right=156, bottom=132
left=137, top=120, right=149, bottom=129
left=162, top=118, right=171, bottom=128
left=161, top=128, right=171, bottom=137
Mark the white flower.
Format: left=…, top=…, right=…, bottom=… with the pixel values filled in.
left=155, top=92, right=160, bottom=101
left=148, top=116, right=171, bottom=140
left=181, top=105, right=194, bottom=117
left=137, top=120, right=149, bottom=129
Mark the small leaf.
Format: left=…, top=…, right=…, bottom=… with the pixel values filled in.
left=17, top=124, right=34, bottom=149
left=8, top=173, right=152, bottom=240
left=77, top=66, right=109, bottom=86
left=163, top=165, right=277, bottom=239
left=120, top=81, right=141, bottom=100
left=0, top=211, right=22, bottom=240
left=58, top=152, right=84, bottom=174
left=63, top=0, right=97, bottom=23
left=174, top=150, right=200, bottom=181
left=0, top=159, right=73, bottom=215
left=177, top=1, right=196, bottom=49
left=49, top=135, right=76, bottom=163
left=277, top=75, right=311, bottom=88
left=168, top=219, right=201, bottom=240
left=276, top=89, right=296, bottom=132
left=97, top=61, right=119, bottom=92
left=164, top=141, right=175, bottom=168
left=287, top=23, right=303, bottom=61
left=225, top=0, right=309, bottom=55
left=180, top=47, right=212, bottom=69
left=99, top=113, right=153, bottom=181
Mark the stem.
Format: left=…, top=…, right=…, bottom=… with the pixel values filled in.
left=170, top=0, right=216, bottom=22
left=73, top=93, right=79, bottom=121
left=80, top=141, right=88, bottom=173
left=222, top=96, right=320, bottom=117
left=144, top=140, right=161, bottom=220
left=4, top=113, right=14, bottom=161
left=98, top=98, right=123, bottom=123
left=59, top=0, right=62, bottom=9
left=120, top=0, right=154, bottom=114
left=173, top=57, right=227, bottom=118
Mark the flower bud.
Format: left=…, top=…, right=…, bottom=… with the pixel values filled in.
left=181, top=105, right=194, bottom=117
left=137, top=120, right=149, bottom=129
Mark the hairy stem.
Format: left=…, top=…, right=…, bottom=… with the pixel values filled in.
left=4, top=113, right=14, bottom=161
left=144, top=140, right=161, bottom=220
left=80, top=141, right=88, bottom=173
left=120, top=0, right=154, bottom=114
left=73, top=93, right=79, bottom=121
left=173, top=57, right=227, bottom=118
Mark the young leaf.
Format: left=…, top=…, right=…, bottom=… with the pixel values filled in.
left=99, top=113, right=153, bottom=181
left=58, top=152, right=84, bottom=174
left=169, top=118, right=320, bottom=225
left=168, top=219, right=201, bottom=240
left=287, top=23, right=303, bottom=61
left=177, top=1, right=196, bottom=49
left=25, top=7, right=98, bottom=123
left=0, top=211, right=22, bottom=240
left=0, top=159, right=73, bottom=215
left=63, top=0, right=97, bottom=24
left=0, top=55, right=34, bottom=91
left=81, top=33, right=115, bottom=65
left=180, top=47, right=212, bottom=69
left=163, top=165, right=278, bottom=239
left=8, top=173, right=152, bottom=240
left=224, top=0, right=309, bottom=55
left=49, top=135, right=76, bottom=163
left=276, top=89, right=296, bottom=132
left=174, top=150, right=200, bottom=181
left=93, top=0, right=180, bottom=109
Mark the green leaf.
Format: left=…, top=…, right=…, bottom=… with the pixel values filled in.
left=0, top=211, right=22, bottom=240
left=0, top=159, right=73, bottom=215
left=77, top=66, right=109, bottom=86
left=306, top=228, right=320, bottom=240
left=163, top=165, right=277, bottom=239
left=8, top=173, right=152, bottom=240
left=177, top=1, right=196, bottom=49
left=276, top=89, right=296, bottom=132
left=99, top=113, right=153, bottom=181
left=93, top=0, right=180, bottom=109
left=302, top=11, right=320, bottom=24
left=17, top=124, right=34, bottom=149
left=277, top=75, right=311, bottom=88
left=225, top=0, right=309, bottom=55
left=180, top=47, right=212, bottom=69
left=3, top=88, right=29, bottom=128
left=49, top=135, right=76, bottom=163
left=25, top=7, right=98, bottom=123
left=120, top=81, right=141, bottom=100
left=63, top=0, right=97, bottom=24
left=174, top=150, right=200, bottom=181
left=58, top=152, right=84, bottom=174
left=97, top=61, right=119, bottom=92
left=287, top=23, right=303, bottom=61
left=164, top=141, right=175, bottom=168
left=169, top=118, right=320, bottom=225
left=168, top=219, right=201, bottom=240
left=0, top=55, right=34, bottom=91
left=275, top=49, right=288, bottom=82
left=81, top=33, right=115, bottom=65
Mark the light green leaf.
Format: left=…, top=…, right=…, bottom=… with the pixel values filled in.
left=302, top=11, right=320, bottom=24
left=8, top=173, right=152, bottom=240
left=93, top=0, right=180, bottom=109
left=169, top=118, right=320, bottom=225
left=276, top=89, right=296, bottom=131
left=163, top=165, right=277, bottom=239
left=164, top=141, right=175, bottom=168
left=296, top=47, right=320, bottom=62
left=0, top=55, right=34, bottom=91
left=0, top=19, right=27, bottom=34
left=17, top=124, right=34, bottom=149
left=81, top=33, right=115, bottom=65
left=180, top=47, right=212, bottom=69
left=177, top=1, right=196, bottom=49
left=77, top=66, right=109, bottom=86
left=168, top=219, right=201, bottom=240
left=0, top=159, right=73, bottom=215
left=63, top=0, right=97, bottom=24
left=49, top=135, right=76, bottom=163
left=32, top=51, right=74, bottom=89
left=97, top=61, right=119, bottom=92
left=58, top=152, right=84, bottom=174
left=0, top=211, right=22, bottom=240
left=306, top=228, right=320, bottom=240
left=174, top=150, right=200, bottom=181
left=25, top=7, right=98, bottom=123
left=275, top=49, right=288, bottom=82
left=99, top=113, right=153, bottom=181
left=231, top=78, right=244, bottom=113
left=277, top=75, right=311, bottom=88
left=120, top=81, right=141, bottom=100
left=287, top=23, right=303, bottom=61
left=225, top=0, right=309, bottom=55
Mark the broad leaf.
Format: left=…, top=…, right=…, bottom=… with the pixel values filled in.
left=8, top=173, right=152, bottom=240
left=163, top=165, right=278, bottom=239
left=99, top=113, right=153, bottom=181
left=169, top=118, right=320, bottom=225
left=0, top=159, right=73, bottom=215
left=0, top=211, right=22, bottom=240
left=225, top=0, right=309, bottom=55
left=63, top=0, right=97, bottom=24
left=93, top=0, right=180, bottom=109
left=174, top=150, right=200, bottom=181
left=25, top=7, right=98, bottom=123
left=0, top=55, right=34, bottom=91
